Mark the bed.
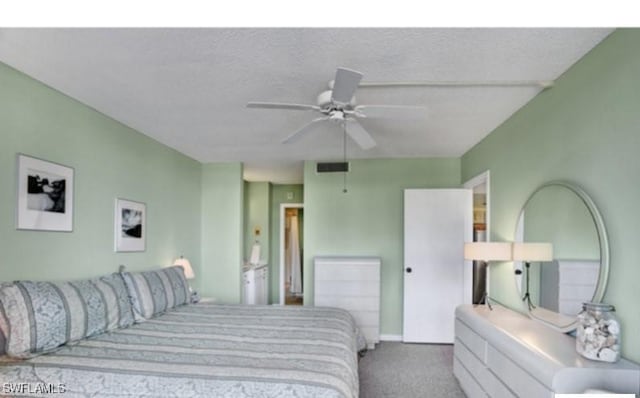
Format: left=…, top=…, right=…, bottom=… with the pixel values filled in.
left=0, top=270, right=364, bottom=398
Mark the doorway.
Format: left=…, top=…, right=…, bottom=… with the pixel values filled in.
left=463, top=171, right=490, bottom=304
left=279, top=203, right=303, bottom=305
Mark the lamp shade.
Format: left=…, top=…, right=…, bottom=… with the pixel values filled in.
left=464, top=242, right=512, bottom=261
left=173, top=256, right=195, bottom=279
left=249, top=243, right=261, bottom=265
left=512, top=242, right=553, bottom=262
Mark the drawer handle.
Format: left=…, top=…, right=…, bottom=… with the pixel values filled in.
left=405, top=267, right=412, bottom=273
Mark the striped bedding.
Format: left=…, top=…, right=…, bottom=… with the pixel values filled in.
left=0, top=303, right=364, bottom=398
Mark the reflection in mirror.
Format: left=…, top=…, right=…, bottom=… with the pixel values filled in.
left=514, top=181, right=608, bottom=331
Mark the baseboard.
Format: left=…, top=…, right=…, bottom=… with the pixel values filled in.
left=379, top=334, right=403, bottom=342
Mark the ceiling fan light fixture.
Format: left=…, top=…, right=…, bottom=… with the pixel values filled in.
left=329, top=111, right=345, bottom=122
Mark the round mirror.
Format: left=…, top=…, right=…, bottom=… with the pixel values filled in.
left=514, top=181, right=609, bottom=332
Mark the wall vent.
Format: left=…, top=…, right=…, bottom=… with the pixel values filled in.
left=316, top=162, right=350, bottom=173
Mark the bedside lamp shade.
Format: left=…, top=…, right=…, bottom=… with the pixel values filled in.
left=512, top=243, right=553, bottom=262
left=464, top=242, right=512, bottom=261
left=249, top=243, right=261, bottom=265
left=173, top=256, right=195, bottom=279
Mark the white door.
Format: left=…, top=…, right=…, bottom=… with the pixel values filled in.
left=403, top=189, right=472, bottom=343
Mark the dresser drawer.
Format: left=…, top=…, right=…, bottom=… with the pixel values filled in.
left=455, top=339, right=516, bottom=398
left=314, top=263, right=380, bottom=281
left=348, top=310, right=379, bottom=328
left=314, top=281, right=379, bottom=296
left=455, top=319, right=487, bottom=362
left=558, top=262, right=598, bottom=284
left=454, top=357, right=488, bottom=398
left=315, top=295, right=379, bottom=312
left=455, top=338, right=487, bottom=383
left=486, top=345, right=553, bottom=398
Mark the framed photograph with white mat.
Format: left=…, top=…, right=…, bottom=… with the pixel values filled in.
left=114, top=198, right=146, bottom=252
left=16, top=153, right=74, bottom=232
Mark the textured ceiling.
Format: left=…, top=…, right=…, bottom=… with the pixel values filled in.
left=0, top=28, right=612, bottom=183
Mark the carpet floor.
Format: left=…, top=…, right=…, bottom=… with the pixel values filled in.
left=358, top=342, right=466, bottom=398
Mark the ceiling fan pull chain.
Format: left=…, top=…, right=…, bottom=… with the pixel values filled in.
left=343, top=122, right=348, bottom=194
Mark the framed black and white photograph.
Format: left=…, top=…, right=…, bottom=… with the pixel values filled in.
left=16, top=154, right=74, bottom=231
left=115, top=198, right=146, bottom=252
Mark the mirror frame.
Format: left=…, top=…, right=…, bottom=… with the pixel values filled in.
left=515, top=180, right=610, bottom=332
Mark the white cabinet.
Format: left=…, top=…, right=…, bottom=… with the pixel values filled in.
left=243, top=264, right=268, bottom=305
left=314, top=256, right=380, bottom=349
left=454, top=304, right=640, bottom=397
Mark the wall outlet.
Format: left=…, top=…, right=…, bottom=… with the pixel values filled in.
left=286, top=192, right=294, bottom=200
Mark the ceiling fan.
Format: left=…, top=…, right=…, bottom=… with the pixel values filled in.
left=247, top=67, right=555, bottom=150
left=247, top=68, right=429, bottom=150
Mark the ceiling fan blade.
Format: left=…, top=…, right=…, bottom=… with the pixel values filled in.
left=358, top=80, right=554, bottom=89
left=354, top=105, right=428, bottom=120
left=345, top=119, right=376, bottom=150
left=282, top=117, right=330, bottom=144
left=331, top=68, right=363, bottom=105
left=247, top=102, right=320, bottom=111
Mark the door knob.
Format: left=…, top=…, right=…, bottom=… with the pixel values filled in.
left=406, top=267, right=412, bottom=273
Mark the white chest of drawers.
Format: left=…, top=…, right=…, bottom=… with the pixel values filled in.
left=454, top=304, right=640, bottom=397
left=314, top=256, right=381, bottom=349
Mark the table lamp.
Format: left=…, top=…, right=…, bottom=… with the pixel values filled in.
left=512, top=242, right=553, bottom=310
left=464, top=242, right=512, bottom=310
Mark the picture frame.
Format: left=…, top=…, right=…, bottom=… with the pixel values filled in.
left=114, top=198, right=146, bottom=252
left=16, top=154, right=74, bottom=232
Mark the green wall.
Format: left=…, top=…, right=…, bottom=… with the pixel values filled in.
left=0, top=62, right=202, bottom=285
left=303, top=158, right=460, bottom=336
left=461, top=29, right=640, bottom=362
left=269, top=184, right=304, bottom=304
left=201, top=163, right=244, bottom=302
left=243, top=181, right=270, bottom=263
left=1, top=60, right=248, bottom=306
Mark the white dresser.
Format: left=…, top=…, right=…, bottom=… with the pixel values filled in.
left=454, top=304, right=640, bottom=397
left=314, top=256, right=380, bottom=349
left=242, top=264, right=268, bottom=305
left=540, top=260, right=600, bottom=315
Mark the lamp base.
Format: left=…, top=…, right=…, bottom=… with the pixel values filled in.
left=190, top=290, right=200, bottom=303
left=475, top=291, right=494, bottom=311
left=522, top=292, right=536, bottom=310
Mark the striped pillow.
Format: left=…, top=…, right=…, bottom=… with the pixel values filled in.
left=0, top=328, right=5, bottom=357
left=0, top=273, right=134, bottom=358
left=121, top=266, right=191, bottom=322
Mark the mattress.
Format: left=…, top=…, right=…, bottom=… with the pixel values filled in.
left=0, top=303, right=364, bottom=398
